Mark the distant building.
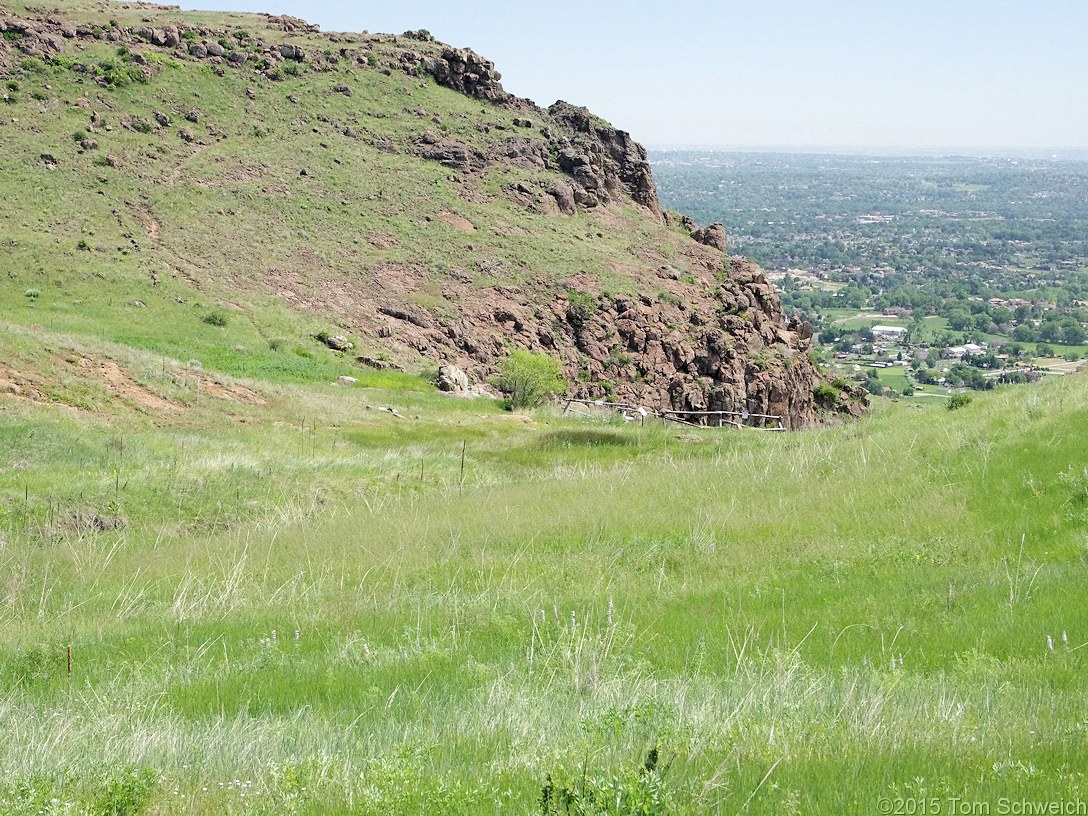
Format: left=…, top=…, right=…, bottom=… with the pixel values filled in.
left=945, top=342, right=987, bottom=360
left=871, top=325, right=908, bottom=341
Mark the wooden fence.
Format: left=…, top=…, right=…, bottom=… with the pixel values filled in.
left=561, top=399, right=785, bottom=431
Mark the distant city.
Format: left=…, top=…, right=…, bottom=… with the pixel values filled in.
left=651, top=150, right=1088, bottom=397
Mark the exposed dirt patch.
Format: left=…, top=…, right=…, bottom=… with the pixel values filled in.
left=200, top=378, right=267, bottom=405
left=440, top=211, right=477, bottom=232
left=57, top=509, right=128, bottom=534
left=91, top=359, right=180, bottom=412
left=165, top=142, right=211, bottom=188
left=368, top=234, right=399, bottom=249
left=2, top=353, right=267, bottom=414
left=132, top=206, right=161, bottom=242
left=490, top=222, right=529, bottom=237
left=369, top=262, right=432, bottom=294
left=0, top=367, right=44, bottom=401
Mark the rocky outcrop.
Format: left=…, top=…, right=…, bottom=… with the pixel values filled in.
left=547, top=102, right=664, bottom=222
left=132, top=25, right=180, bottom=47
left=0, top=16, right=64, bottom=58
left=338, top=251, right=859, bottom=428
left=263, top=14, right=319, bottom=34
left=0, top=10, right=311, bottom=80
left=415, top=139, right=489, bottom=174
left=421, top=47, right=507, bottom=102
left=0, top=9, right=665, bottom=227
left=437, top=364, right=470, bottom=394
left=549, top=258, right=824, bottom=427
left=691, top=223, right=728, bottom=253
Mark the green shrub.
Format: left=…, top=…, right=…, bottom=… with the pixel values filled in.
left=96, top=62, right=147, bottom=88
left=87, top=767, right=157, bottom=816
left=0, top=774, right=66, bottom=813
left=493, top=349, right=566, bottom=410
left=540, top=746, right=673, bottom=816
left=658, top=291, right=683, bottom=307
left=5, top=645, right=53, bottom=685
left=947, top=392, right=972, bottom=411
left=566, top=290, right=598, bottom=328
left=813, top=382, right=839, bottom=405
left=46, top=54, right=78, bottom=70
left=751, top=350, right=771, bottom=372
left=201, top=310, right=229, bottom=327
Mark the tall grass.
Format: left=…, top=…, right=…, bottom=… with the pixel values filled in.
left=2, top=370, right=1086, bottom=812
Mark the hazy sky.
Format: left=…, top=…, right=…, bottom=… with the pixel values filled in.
left=179, top=0, right=1088, bottom=150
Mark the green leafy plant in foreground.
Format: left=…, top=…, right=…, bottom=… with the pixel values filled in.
left=540, top=746, right=678, bottom=816
left=87, top=767, right=157, bottom=816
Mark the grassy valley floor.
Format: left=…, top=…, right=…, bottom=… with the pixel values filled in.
left=1, top=324, right=1087, bottom=814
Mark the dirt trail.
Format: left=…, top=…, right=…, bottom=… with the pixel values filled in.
left=86, top=358, right=180, bottom=412
left=165, top=142, right=209, bottom=188
left=131, top=206, right=161, bottom=242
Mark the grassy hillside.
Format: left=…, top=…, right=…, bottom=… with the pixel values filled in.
left=0, top=0, right=843, bottom=428
left=0, top=6, right=686, bottom=382
left=2, top=29, right=581, bottom=376
left=1, top=310, right=1087, bottom=812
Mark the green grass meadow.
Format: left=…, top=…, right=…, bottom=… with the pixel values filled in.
left=2, top=335, right=1087, bottom=813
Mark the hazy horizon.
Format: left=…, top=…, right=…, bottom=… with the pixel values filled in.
left=647, top=145, right=1088, bottom=161
left=179, top=0, right=1088, bottom=152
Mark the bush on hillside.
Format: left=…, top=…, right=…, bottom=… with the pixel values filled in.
left=947, top=393, right=972, bottom=411
left=813, top=381, right=840, bottom=406
left=201, top=310, right=228, bottom=327
left=493, top=349, right=565, bottom=411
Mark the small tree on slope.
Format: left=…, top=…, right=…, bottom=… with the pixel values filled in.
left=494, top=349, right=565, bottom=410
